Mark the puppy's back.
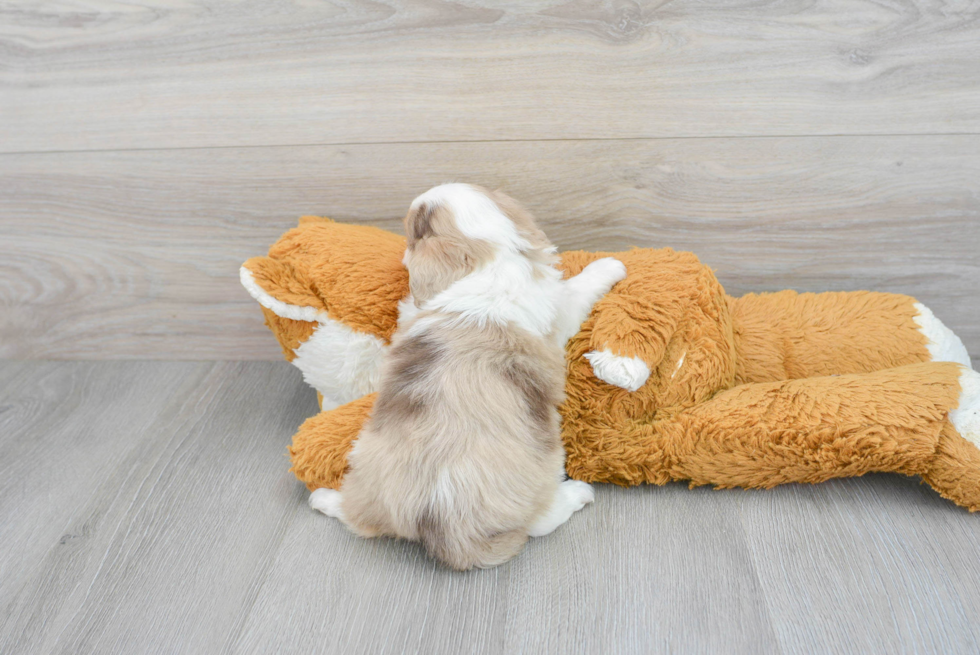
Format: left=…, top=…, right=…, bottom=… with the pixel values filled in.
left=344, top=319, right=566, bottom=569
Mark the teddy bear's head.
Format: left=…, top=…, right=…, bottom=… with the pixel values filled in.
left=240, top=217, right=412, bottom=409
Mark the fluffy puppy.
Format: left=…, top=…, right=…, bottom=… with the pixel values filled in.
left=310, top=184, right=627, bottom=569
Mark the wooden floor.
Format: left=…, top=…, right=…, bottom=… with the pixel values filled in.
left=2, top=358, right=980, bottom=654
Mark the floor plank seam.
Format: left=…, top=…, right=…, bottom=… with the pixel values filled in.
left=4, top=131, right=980, bottom=158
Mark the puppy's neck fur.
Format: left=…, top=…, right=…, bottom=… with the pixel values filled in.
left=422, top=248, right=563, bottom=336
left=403, top=183, right=564, bottom=337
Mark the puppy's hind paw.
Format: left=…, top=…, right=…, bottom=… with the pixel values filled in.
left=527, top=480, right=596, bottom=538
left=309, top=488, right=345, bottom=519
left=560, top=479, right=595, bottom=511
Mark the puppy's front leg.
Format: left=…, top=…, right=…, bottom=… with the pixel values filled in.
left=553, top=257, right=627, bottom=347
left=528, top=480, right=595, bottom=537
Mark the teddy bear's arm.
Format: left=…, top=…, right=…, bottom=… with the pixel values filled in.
left=582, top=296, right=679, bottom=392
left=561, top=249, right=705, bottom=393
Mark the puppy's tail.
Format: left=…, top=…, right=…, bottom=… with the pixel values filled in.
left=417, top=509, right=527, bottom=571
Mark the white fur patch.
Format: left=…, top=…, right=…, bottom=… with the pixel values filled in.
left=292, top=319, right=387, bottom=410
left=584, top=349, right=651, bottom=392
left=396, top=294, right=421, bottom=330
left=411, top=183, right=530, bottom=250
left=309, top=488, right=345, bottom=519
left=427, top=250, right=564, bottom=337
left=527, top=479, right=595, bottom=538
left=913, top=302, right=972, bottom=369
left=555, top=257, right=628, bottom=347
left=241, top=265, right=393, bottom=409
left=951, top=368, right=980, bottom=449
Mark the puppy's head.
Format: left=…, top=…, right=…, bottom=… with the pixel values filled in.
left=403, top=184, right=555, bottom=307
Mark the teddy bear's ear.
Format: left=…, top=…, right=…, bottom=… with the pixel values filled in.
left=240, top=257, right=326, bottom=365
left=241, top=255, right=388, bottom=409
left=240, top=256, right=328, bottom=323
left=241, top=217, right=411, bottom=410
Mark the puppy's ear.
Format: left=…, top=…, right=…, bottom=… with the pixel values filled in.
left=408, top=238, right=471, bottom=308
left=488, top=189, right=557, bottom=265
left=405, top=202, right=435, bottom=247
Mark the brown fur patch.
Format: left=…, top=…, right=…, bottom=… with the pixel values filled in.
left=403, top=203, right=496, bottom=306
left=415, top=506, right=444, bottom=551
left=259, top=307, right=316, bottom=362
left=487, top=188, right=552, bottom=251
left=371, top=335, right=440, bottom=428
left=503, top=357, right=560, bottom=437
left=406, top=202, right=436, bottom=242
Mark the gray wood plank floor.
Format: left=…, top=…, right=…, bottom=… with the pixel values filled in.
left=3, top=359, right=980, bottom=654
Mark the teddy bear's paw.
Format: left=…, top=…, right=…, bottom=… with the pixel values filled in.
left=951, top=367, right=980, bottom=449
left=309, top=488, right=345, bottom=520
left=914, top=303, right=972, bottom=369
left=584, top=349, right=651, bottom=392
left=581, top=257, right=628, bottom=293
left=527, top=479, right=595, bottom=538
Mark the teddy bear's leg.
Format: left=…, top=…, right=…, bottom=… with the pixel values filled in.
left=670, top=362, right=972, bottom=496
left=565, top=362, right=980, bottom=510
left=923, top=367, right=980, bottom=510
left=288, top=393, right=377, bottom=491
left=729, top=290, right=972, bottom=384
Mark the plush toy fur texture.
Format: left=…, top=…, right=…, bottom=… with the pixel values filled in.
left=243, top=217, right=980, bottom=510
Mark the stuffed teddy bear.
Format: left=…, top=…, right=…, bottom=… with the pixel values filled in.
left=241, top=217, right=980, bottom=510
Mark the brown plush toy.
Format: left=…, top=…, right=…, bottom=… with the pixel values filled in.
left=241, top=217, right=980, bottom=510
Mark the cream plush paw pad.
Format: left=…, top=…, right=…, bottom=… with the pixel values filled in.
left=585, top=350, right=651, bottom=392
left=951, top=367, right=980, bottom=448
left=914, top=302, right=972, bottom=369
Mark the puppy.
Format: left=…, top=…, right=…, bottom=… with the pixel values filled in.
left=310, top=184, right=627, bottom=569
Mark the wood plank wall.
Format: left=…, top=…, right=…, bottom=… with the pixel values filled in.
left=1, top=0, right=978, bottom=359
